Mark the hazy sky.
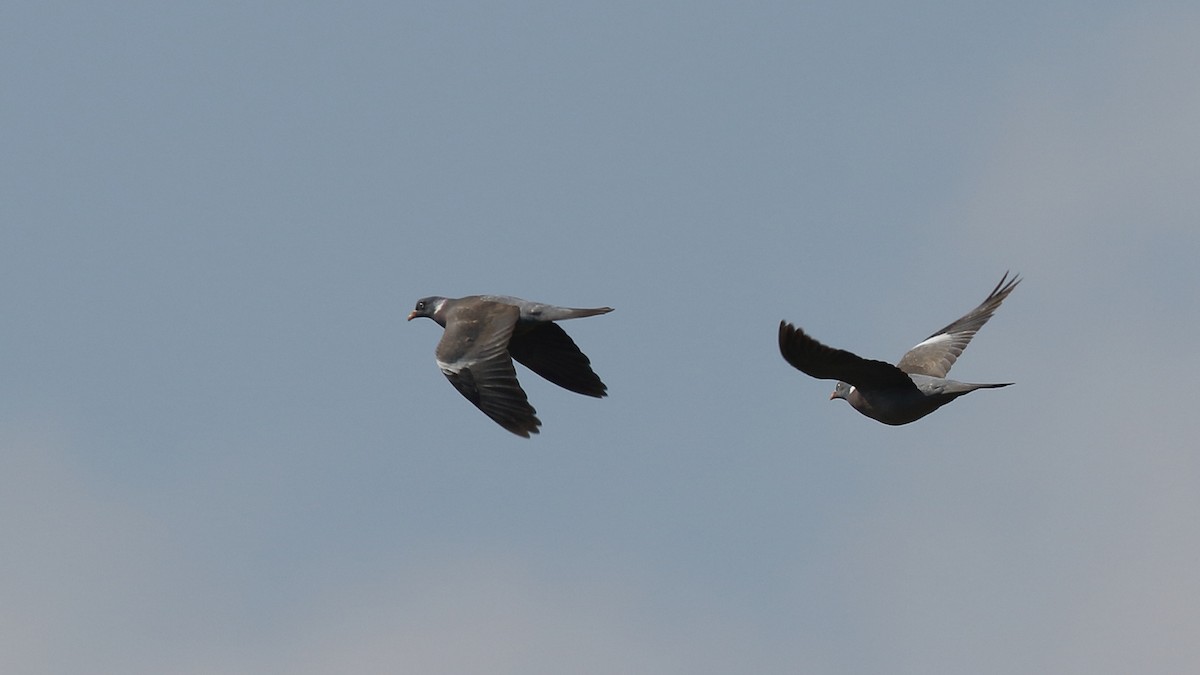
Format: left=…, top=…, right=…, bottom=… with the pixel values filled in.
left=4, top=2, right=1199, bottom=673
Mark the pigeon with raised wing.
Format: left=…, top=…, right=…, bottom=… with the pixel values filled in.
left=778, top=273, right=1020, bottom=425
left=408, top=295, right=613, bottom=437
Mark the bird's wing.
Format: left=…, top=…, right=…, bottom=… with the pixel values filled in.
left=778, top=321, right=915, bottom=389
left=436, top=301, right=540, bottom=437
left=507, top=322, right=608, bottom=398
left=896, top=272, right=1020, bottom=378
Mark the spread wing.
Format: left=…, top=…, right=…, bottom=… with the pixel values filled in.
left=778, top=321, right=915, bottom=390
left=896, top=272, right=1020, bottom=378
left=436, top=301, right=540, bottom=437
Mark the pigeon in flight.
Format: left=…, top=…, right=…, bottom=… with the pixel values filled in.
left=408, top=295, right=613, bottom=437
left=778, top=273, right=1020, bottom=425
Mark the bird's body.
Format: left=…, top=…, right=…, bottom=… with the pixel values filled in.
left=408, top=295, right=612, bottom=437
left=779, top=273, right=1020, bottom=425
left=832, top=375, right=1012, bottom=426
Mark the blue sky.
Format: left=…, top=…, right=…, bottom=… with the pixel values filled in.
left=3, top=2, right=1199, bottom=673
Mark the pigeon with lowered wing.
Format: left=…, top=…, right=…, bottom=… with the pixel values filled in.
left=408, top=295, right=612, bottom=437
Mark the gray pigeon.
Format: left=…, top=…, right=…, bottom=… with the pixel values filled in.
left=778, top=273, right=1020, bottom=425
left=408, top=295, right=613, bottom=437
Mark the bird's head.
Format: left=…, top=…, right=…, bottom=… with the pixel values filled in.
left=830, top=381, right=853, bottom=401
left=407, top=296, right=447, bottom=324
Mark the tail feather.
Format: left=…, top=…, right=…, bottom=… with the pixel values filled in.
left=552, top=306, right=614, bottom=321
left=958, top=381, right=1013, bottom=392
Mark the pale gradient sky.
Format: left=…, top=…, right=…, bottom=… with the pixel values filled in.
left=3, top=2, right=1199, bottom=674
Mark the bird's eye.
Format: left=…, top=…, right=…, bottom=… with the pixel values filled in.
left=416, top=301, right=426, bottom=310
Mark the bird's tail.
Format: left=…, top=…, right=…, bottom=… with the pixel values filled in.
left=560, top=306, right=614, bottom=319
left=964, top=381, right=1013, bottom=391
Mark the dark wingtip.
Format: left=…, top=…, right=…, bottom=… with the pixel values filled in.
left=992, top=271, right=1022, bottom=297
left=505, top=419, right=542, bottom=438
left=570, top=381, right=608, bottom=398
left=778, top=320, right=799, bottom=355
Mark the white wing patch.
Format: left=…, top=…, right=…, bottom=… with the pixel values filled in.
left=911, top=333, right=954, bottom=350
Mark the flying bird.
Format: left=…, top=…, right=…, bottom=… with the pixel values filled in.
left=408, top=295, right=613, bottom=437
left=778, top=273, right=1020, bottom=425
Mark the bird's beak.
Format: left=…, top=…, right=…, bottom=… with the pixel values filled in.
left=829, top=392, right=837, bottom=400
left=406, top=311, right=418, bottom=321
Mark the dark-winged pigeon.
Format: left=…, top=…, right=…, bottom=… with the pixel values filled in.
left=408, top=295, right=613, bottom=437
left=778, top=273, right=1020, bottom=425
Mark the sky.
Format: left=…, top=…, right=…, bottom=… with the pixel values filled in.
left=3, top=2, right=1199, bottom=673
